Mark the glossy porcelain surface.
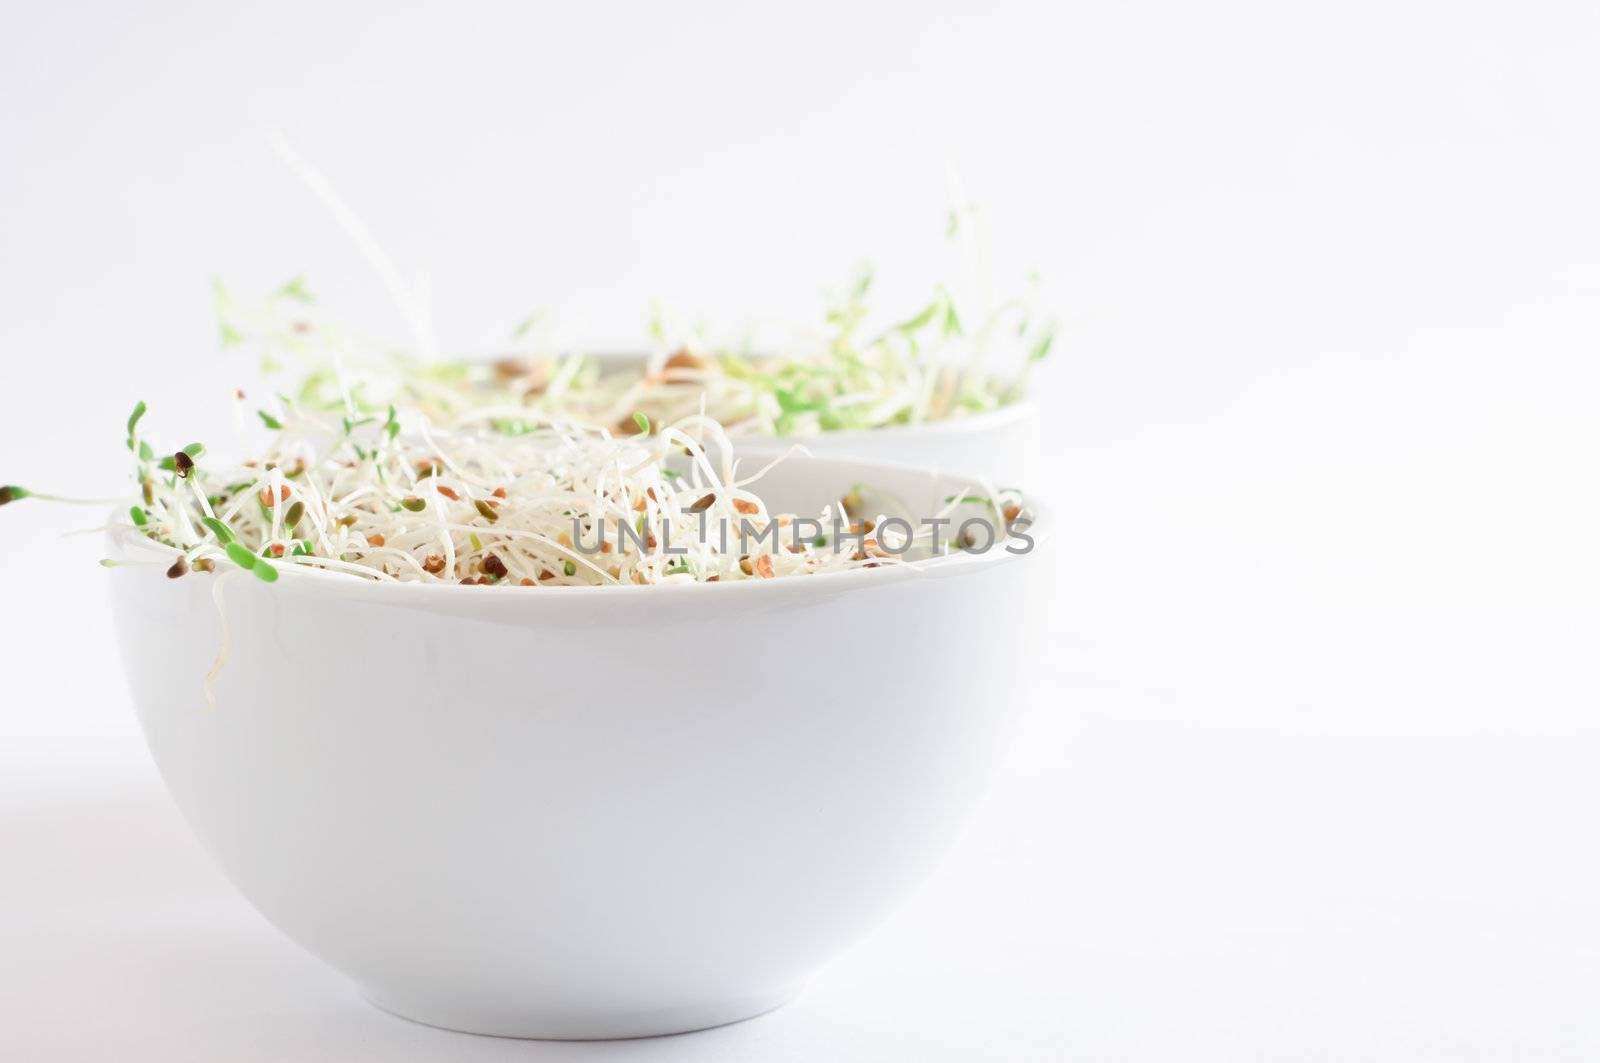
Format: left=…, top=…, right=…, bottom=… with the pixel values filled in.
left=736, top=401, right=1038, bottom=488
left=108, top=454, right=1047, bottom=1039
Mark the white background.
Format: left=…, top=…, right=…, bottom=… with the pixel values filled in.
left=3, top=2, right=1599, bottom=1060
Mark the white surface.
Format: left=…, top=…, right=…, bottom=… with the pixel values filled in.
left=3, top=1, right=1600, bottom=1059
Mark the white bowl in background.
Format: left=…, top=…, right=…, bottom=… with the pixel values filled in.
left=551, top=354, right=1038, bottom=487
left=107, top=453, right=1048, bottom=1039
left=735, top=400, right=1038, bottom=489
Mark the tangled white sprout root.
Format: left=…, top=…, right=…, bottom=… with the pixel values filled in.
left=125, top=401, right=964, bottom=587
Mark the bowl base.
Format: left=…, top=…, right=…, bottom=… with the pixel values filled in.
left=363, top=984, right=801, bottom=1040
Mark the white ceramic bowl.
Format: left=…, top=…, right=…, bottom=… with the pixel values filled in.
left=583, top=354, right=1039, bottom=487
left=107, top=453, right=1048, bottom=1039
left=736, top=400, right=1038, bottom=489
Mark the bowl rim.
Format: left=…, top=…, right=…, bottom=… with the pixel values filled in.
left=732, top=397, right=1037, bottom=446
left=107, top=452, right=1050, bottom=607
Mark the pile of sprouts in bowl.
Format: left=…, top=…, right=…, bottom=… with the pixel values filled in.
left=217, top=228, right=1055, bottom=440
left=1, top=165, right=1044, bottom=588
left=7, top=390, right=1026, bottom=590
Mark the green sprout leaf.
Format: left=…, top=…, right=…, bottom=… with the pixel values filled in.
left=1028, top=328, right=1056, bottom=363
left=257, top=410, right=284, bottom=431
left=129, top=506, right=148, bottom=527
left=895, top=297, right=942, bottom=335
left=511, top=312, right=542, bottom=339
left=201, top=516, right=235, bottom=544
left=251, top=560, right=279, bottom=583
left=941, top=296, right=963, bottom=338
left=648, top=301, right=667, bottom=345
left=774, top=387, right=824, bottom=416
left=0, top=485, right=28, bottom=506
left=224, top=542, right=259, bottom=570
left=632, top=411, right=650, bottom=435
left=125, top=401, right=147, bottom=449
left=277, top=275, right=314, bottom=304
